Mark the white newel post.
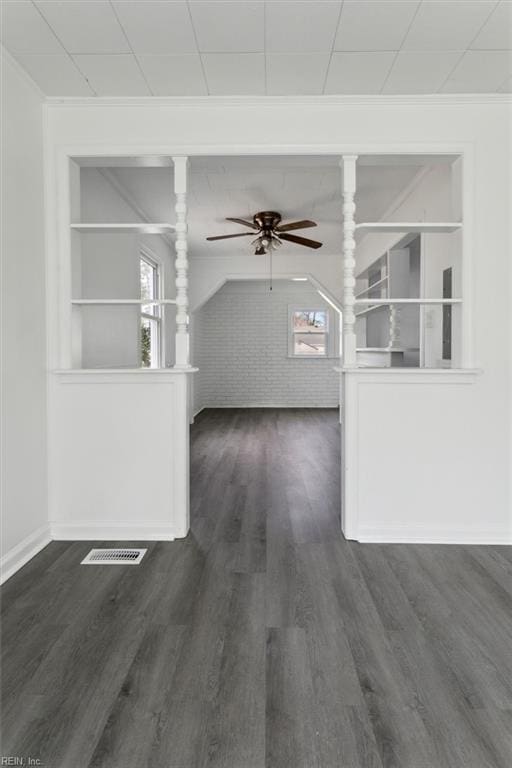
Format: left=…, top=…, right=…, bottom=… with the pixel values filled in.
left=173, top=156, right=190, bottom=368
left=341, top=155, right=358, bottom=367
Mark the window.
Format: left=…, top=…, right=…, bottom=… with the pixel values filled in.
left=140, top=252, right=161, bottom=368
left=290, top=309, right=328, bottom=356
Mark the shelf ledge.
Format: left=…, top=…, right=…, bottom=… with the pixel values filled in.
left=71, top=299, right=176, bottom=305
left=355, top=222, right=462, bottom=234
left=70, top=223, right=176, bottom=234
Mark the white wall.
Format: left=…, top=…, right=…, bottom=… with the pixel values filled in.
left=1, top=53, right=49, bottom=580
left=75, top=168, right=176, bottom=368
left=193, top=280, right=339, bottom=410
left=44, top=95, right=512, bottom=542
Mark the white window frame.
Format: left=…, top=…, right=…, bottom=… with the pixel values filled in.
left=140, top=247, right=163, bottom=369
left=288, top=306, right=335, bottom=358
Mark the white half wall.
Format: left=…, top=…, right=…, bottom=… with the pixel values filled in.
left=1, top=52, right=50, bottom=582
left=50, top=370, right=192, bottom=540
left=192, top=279, right=340, bottom=409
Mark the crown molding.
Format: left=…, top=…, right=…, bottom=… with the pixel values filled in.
left=45, top=93, right=512, bottom=109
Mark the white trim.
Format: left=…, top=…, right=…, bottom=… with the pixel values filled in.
left=356, top=527, right=512, bottom=545
left=53, top=368, right=197, bottom=382
left=50, top=523, right=176, bottom=541
left=0, top=525, right=52, bottom=585
left=335, top=367, right=481, bottom=380
left=45, top=94, right=512, bottom=108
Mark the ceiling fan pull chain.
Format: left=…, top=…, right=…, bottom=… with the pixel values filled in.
left=270, top=248, right=273, bottom=292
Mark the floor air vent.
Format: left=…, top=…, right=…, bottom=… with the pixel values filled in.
left=81, top=548, right=147, bottom=565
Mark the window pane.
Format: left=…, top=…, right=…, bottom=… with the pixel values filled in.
left=294, top=333, right=326, bottom=355
left=140, top=258, right=155, bottom=301
left=293, top=310, right=327, bottom=331
left=141, top=317, right=152, bottom=367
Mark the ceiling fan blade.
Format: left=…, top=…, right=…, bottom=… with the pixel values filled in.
left=275, top=219, right=317, bottom=232
left=206, top=232, right=255, bottom=241
left=278, top=232, right=322, bottom=249
left=225, top=217, right=258, bottom=229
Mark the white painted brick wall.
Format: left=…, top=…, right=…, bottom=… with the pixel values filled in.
left=192, top=280, right=340, bottom=409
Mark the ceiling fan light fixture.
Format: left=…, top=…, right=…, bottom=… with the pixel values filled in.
left=206, top=211, right=322, bottom=252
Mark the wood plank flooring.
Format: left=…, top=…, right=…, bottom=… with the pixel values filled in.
left=2, top=408, right=512, bottom=767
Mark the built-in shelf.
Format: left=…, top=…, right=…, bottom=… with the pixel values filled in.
left=355, top=275, right=389, bottom=297
left=355, top=297, right=461, bottom=317
left=356, top=347, right=405, bottom=352
left=70, top=223, right=176, bottom=234
left=355, top=305, right=389, bottom=317
left=355, top=298, right=462, bottom=305
left=355, top=222, right=462, bottom=235
left=71, top=299, right=176, bottom=305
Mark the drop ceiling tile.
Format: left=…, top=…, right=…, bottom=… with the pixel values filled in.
left=383, top=50, right=461, bottom=93
left=441, top=50, right=512, bottom=91
left=112, top=1, right=197, bottom=54
left=471, top=1, right=512, bottom=50
left=265, top=2, right=341, bottom=53
left=403, top=1, right=496, bottom=51
left=0, top=1, right=64, bottom=54
left=35, top=1, right=129, bottom=54
left=202, top=53, right=264, bottom=94
left=138, top=55, right=207, bottom=95
left=325, top=52, right=395, bottom=94
left=334, top=1, right=419, bottom=51
left=13, top=54, right=93, bottom=95
left=73, top=54, right=151, bottom=95
left=189, top=2, right=264, bottom=53
left=266, top=54, right=330, bottom=95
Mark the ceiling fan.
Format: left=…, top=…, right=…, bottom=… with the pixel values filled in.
left=206, top=211, right=322, bottom=255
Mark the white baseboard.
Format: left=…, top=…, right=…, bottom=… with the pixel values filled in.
left=355, top=527, right=512, bottom=545
left=200, top=403, right=339, bottom=409
left=50, top=522, right=177, bottom=541
left=0, top=524, right=52, bottom=585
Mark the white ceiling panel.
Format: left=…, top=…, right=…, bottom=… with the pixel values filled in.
left=266, top=54, right=330, bottom=95
left=112, top=1, right=197, bottom=54
left=189, top=2, right=264, bottom=53
left=138, top=55, right=207, bottom=95
left=471, top=1, right=512, bottom=50
left=202, top=53, right=265, bottom=94
left=14, top=54, right=93, bottom=95
left=0, top=0, right=64, bottom=54
left=403, top=1, right=496, bottom=51
left=73, top=54, right=151, bottom=95
left=498, top=75, right=512, bottom=91
left=383, top=50, right=461, bottom=94
left=325, top=52, right=395, bottom=93
left=441, top=50, right=512, bottom=92
left=36, top=1, right=129, bottom=54
left=334, top=1, right=419, bottom=52
left=265, top=2, right=341, bottom=53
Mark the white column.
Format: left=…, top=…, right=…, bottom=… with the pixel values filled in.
left=173, top=156, right=190, bottom=368
left=389, top=304, right=401, bottom=349
left=341, top=155, right=358, bottom=367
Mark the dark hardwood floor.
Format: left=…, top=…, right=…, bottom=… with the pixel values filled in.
left=2, top=408, right=512, bottom=767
